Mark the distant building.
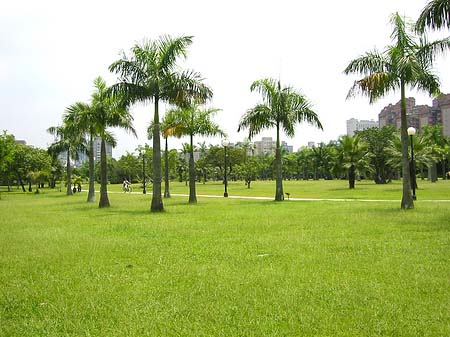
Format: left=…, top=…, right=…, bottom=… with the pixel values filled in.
left=58, top=137, right=113, bottom=167
left=346, top=118, right=378, bottom=136
left=378, top=95, right=449, bottom=136
left=307, top=141, right=315, bottom=149
left=252, top=137, right=293, bottom=156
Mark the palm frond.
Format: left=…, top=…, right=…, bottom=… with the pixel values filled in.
left=416, top=0, right=450, bottom=32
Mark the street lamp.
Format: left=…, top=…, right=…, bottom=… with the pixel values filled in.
left=222, top=139, right=229, bottom=197
left=407, top=126, right=417, bottom=200
left=141, top=150, right=147, bottom=194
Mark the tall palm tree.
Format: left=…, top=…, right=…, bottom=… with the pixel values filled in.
left=47, top=123, right=85, bottom=195
left=238, top=78, right=322, bottom=201
left=90, top=77, right=136, bottom=208
left=337, top=135, right=369, bottom=189
left=148, top=113, right=182, bottom=198
left=109, top=35, right=212, bottom=212
left=416, top=0, right=450, bottom=32
left=344, top=13, right=450, bottom=209
left=165, top=104, right=224, bottom=203
left=64, top=101, right=97, bottom=202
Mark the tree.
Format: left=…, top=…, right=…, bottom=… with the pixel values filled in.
left=109, top=35, right=212, bottom=212
left=356, top=126, right=396, bottom=184
left=48, top=123, right=85, bottom=195
left=165, top=104, right=224, bottom=203
left=148, top=113, right=182, bottom=198
left=238, top=78, right=322, bottom=201
left=344, top=13, right=450, bottom=209
left=337, top=135, right=370, bottom=189
left=64, top=101, right=97, bottom=202
left=89, top=77, right=136, bottom=208
left=421, top=125, right=447, bottom=181
left=416, top=0, right=450, bottom=32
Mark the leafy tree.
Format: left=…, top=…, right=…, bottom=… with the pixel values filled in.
left=344, top=13, right=450, bottom=209
left=238, top=78, right=322, bottom=201
left=416, top=0, right=450, bottom=32
left=165, top=104, right=224, bottom=203
left=356, top=126, right=396, bottom=184
left=0, top=132, right=16, bottom=191
left=109, top=35, right=212, bottom=212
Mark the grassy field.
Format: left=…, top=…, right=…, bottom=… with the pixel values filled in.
left=0, top=180, right=449, bottom=336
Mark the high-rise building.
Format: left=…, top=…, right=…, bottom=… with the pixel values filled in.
left=346, top=118, right=378, bottom=136
left=378, top=95, right=449, bottom=136
left=252, top=137, right=293, bottom=156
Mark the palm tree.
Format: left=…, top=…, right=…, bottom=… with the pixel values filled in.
left=421, top=125, right=447, bottom=181
left=337, top=135, right=369, bottom=189
left=344, top=13, right=450, bottom=209
left=416, top=0, right=450, bottom=32
left=148, top=113, right=182, bottom=198
left=165, top=104, right=224, bottom=203
left=47, top=123, right=85, bottom=195
left=90, top=77, right=136, bottom=208
left=64, top=101, right=97, bottom=202
left=109, top=35, right=212, bottom=212
left=238, top=78, right=322, bottom=201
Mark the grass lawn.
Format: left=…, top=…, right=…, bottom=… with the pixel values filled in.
left=0, top=180, right=449, bottom=336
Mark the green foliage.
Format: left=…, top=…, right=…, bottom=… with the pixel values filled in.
left=356, top=126, right=396, bottom=184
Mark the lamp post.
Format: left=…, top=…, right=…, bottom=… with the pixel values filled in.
left=141, top=150, right=147, bottom=194
left=222, top=139, right=229, bottom=197
left=407, top=126, right=416, bottom=200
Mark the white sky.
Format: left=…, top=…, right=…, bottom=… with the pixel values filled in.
left=1, top=0, right=449, bottom=157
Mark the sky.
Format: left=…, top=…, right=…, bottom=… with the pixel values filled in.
left=1, top=0, right=449, bottom=158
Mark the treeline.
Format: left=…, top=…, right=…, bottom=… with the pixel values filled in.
left=3, top=124, right=448, bottom=194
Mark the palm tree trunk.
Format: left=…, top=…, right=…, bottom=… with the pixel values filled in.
left=188, top=135, right=197, bottom=204
left=428, top=163, right=438, bottom=182
left=66, top=150, right=73, bottom=195
left=349, top=165, right=355, bottom=189
left=98, top=138, right=110, bottom=208
left=151, top=97, right=164, bottom=212
left=87, top=134, right=95, bottom=202
left=164, top=137, right=170, bottom=198
left=275, top=123, right=284, bottom=201
left=400, top=81, right=414, bottom=209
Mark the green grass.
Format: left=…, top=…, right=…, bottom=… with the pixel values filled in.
left=1, top=181, right=449, bottom=336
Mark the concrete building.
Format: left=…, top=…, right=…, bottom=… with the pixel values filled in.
left=378, top=95, right=449, bottom=136
left=252, top=137, right=293, bottom=156
left=346, top=118, right=378, bottom=136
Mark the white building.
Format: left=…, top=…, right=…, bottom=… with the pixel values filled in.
left=346, top=118, right=378, bottom=136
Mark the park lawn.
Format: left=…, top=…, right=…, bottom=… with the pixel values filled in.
left=0, top=186, right=449, bottom=337
left=150, top=178, right=450, bottom=200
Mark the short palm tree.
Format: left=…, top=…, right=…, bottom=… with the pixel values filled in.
left=64, top=101, right=97, bottom=202
left=344, top=13, right=450, bottom=209
left=337, top=135, right=370, bottom=189
left=165, top=104, right=224, bottom=203
left=238, top=78, right=322, bottom=201
left=47, top=123, right=85, bottom=195
left=90, top=77, right=136, bottom=208
left=416, top=0, right=450, bottom=32
left=109, top=35, right=212, bottom=212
